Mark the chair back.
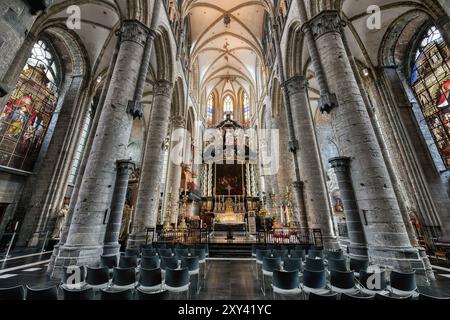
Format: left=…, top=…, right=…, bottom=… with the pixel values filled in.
left=303, top=270, right=327, bottom=289
left=181, top=256, right=200, bottom=272
left=175, top=248, right=190, bottom=258
left=256, top=249, right=271, bottom=262
left=125, top=248, right=140, bottom=257
left=349, top=258, right=369, bottom=273
left=86, top=266, right=110, bottom=287
left=165, top=268, right=190, bottom=288
left=193, top=249, right=206, bottom=262
left=309, top=292, right=339, bottom=300
left=330, top=270, right=355, bottom=290
left=158, top=249, right=174, bottom=257
left=328, top=258, right=348, bottom=272
left=359, top=270, right=387, bottom=291
left=272, top=270, right=300, bottom=290
left=325, top=250, right=344, bottom=260
left=136, top=289, right=170, bottom=300
left=289, top=249, right=306, bottom=260
left=119, top=255, right=138, bottom=268
left=305, top=258, right=325, bottom=271
left=112, top=267, right=136, bottom=287
left=0, top=286, right=25, bottom=300
left=101, top=255, right=118, bottom=269
left=61, top=287, right=94, bottom=300
left=390, top=271, right=417, bottom=292
left=139, top=268, right=162, bottom=288
left=161, top=256, right=179, bottom=270
left=142, top=248, right=158, bottom=257
left=154, top=243, right=167, bottom=249
left=26, top=286, right=58, bottom=300
left=283, top=258, right=302, bottom=272
left=141, top=256, right=160, bottom=270
left=100, top=289, right=133, bottom=300
left=273, top=249, right=289, bottom=259
left=308, top=249, right=324, bottom=259
left=262, top=257, right=282, bottom=273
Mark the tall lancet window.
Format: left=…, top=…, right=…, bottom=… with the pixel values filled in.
left=207, top=93, right=214, bottom=126
left=0, top=40, right=60, bottom=171
left=224, top=95, right=233, bottom=119
left=411, top=26, right=450, bottom=169
left=243, top=92, right=250, bottom=124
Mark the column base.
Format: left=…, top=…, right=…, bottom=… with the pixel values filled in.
left=368, top=246, right=425, bottom=273
left=127, top=232, right=149, bottom=249
left=102, top=242, right=121, bottom=256
left=417, top=246, right=435, bottom=281
left=46, top=243, right=61, bottom=276
left=347, top=243, right=368, bottom=259
left=50, top=244, right=103, bottom=280
left=321, top=235, right=340, bottom=250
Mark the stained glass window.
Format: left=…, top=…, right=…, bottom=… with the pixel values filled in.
left=243, top=92, right=250, bottom=123
left=207, top=93, right=214, bottom=125
left=411, top=26, right=450, bottom=169
left=0, top=40, right=60, bottom=171
left=224, top=95, right=233, bottom=119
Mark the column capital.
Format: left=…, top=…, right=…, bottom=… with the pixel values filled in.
left=154, top=80, right=174, bottom=99
left=170, top=115, right=186, bottom=128
left=117, top=159, right=136, bottom=171
left=329, top=156, right=351, bottom=171
left=307, top=10, right=345, bottom=40
left=120, top=20, right=150, bottom=47
left=284, top=76, right=308, bottom=96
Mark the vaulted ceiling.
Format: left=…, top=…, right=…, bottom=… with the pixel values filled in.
left=185, top=0, right=267, bottom=101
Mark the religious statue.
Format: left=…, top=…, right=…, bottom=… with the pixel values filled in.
left=51, top=204, right=68, bottom=239
left=327, top=168, right=344, bottom=213
left=120, top=204, right=133, bottom=240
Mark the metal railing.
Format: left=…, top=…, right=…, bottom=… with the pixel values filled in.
left=257, top=228, right=323, bottom=246
left=150, top=228, right=209, bottom=245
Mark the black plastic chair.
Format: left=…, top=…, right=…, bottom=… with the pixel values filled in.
left=86, top=266, right=110, bottom=290
left=302, top=269, right=327, bottom=295
left=272, top=270, right=301, bottom=299
left=389, top=270, right=417, bottom=297
left=309, top=292, right=339, bottom=300
left=341, top=293, right=375, bottom=300
left=135, top=288, right=170, bottom=300
left=165, top=268, right=190, bottom=299
left=142, top=248, right=158, bottom=257
left=305, top=258, right=325, bottom=271
left=325, top=250, right=344, bottom=261
left=0, top=286, right=25, bottom=300
left=262, top=257, right=282, bottom=295
left=255, top=249, right=272, bottom=281
left=252, top=245, right=266, bottom=257
left=161, top=256, right=179, bottom=272
left=62, top=265, right=86, bottom=289
left=295, top=244, right=310, bottom=252
left=289, top=249, right=306, bottom=260
left=175, top=248, right=190, bottom=258
left=140, top=256, right=160, bottom=270
left=26, top=285, right=58, bottom=300
left=125, top=248, right=140, bottom=257
left=330, top=270, right=357, bottom=294
left=328, top=258, right=348, bottom=272
left=119, top=255, right=138, bottom=269
left=111, top=267, right=136, bottom=290
left=100, top=288, right=133, bottom=300
left=154, top=243, right=167, bottom=250
left=158, top=249, right=174, bottom=258
left=358, top=270, right=387, bottom=294
left=182, top=256, right=201, bottom=294
left=273, top=249, right=289, bottom=259
left=349, top=258, right=369, bottom=275
left=283, top=258, right=302, bottom=272
left=195, top=244, right=209, bottom=257
left=61, top=287, right=94, bottom=300
left=101, top=255, right=118, bottom=270
left=308, top=249, right=324, bottom=259
left=138, top=268, right=162, bottom=292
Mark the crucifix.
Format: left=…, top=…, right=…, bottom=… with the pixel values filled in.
left=226, top=184, right=233, bottom=196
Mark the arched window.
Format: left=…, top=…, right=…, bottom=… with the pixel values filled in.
left=224, top=95, right=233, bottom=119
left=410, top=26, right=450, bottom=169
left=243, top=92, right=250, bottom=123
left=207, top=93, right=214, bottom=125
left=0, top=40, right=60, bottom=171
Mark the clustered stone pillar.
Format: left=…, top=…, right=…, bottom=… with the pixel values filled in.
left=128, top=80, right=174, bottom=248
left=285, top=76, right=337, bottom=247
left=308, top=11, right=421, bottom=270
left=52, top=20, right=150, bottom=272
left=103, top=160, right=135, bottom=256
left=329, top=157, right=368, bottom=258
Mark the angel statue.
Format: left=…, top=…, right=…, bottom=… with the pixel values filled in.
left=51, top=204, right=69, bottom=239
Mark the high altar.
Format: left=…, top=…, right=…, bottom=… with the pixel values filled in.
left=199, top=115, right=260, bottom=227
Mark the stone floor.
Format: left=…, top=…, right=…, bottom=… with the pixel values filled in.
left=1, top=252, right=450, bottom=300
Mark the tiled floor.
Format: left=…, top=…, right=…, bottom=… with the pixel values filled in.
left=1, top=252, right=450, bottom=300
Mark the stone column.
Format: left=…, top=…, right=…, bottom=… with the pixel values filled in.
left=103, top=160, right=135, bottom=256
left=52, top=20, right=150, bottom=271
left=329, top=157, right=368, bottom=258
left=285, top=76, right=336, bottom=246
left=128, top=80, right=174, bottom=248
left=163, top=115, right=186, bottom=224
left=308, top=11, right=421, bottom=270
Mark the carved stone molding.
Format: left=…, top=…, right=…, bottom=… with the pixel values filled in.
left=121, top=20, right=150, bottom=47
left=308, top=11, right=345, bottom=40
left=170, top=115, right=186, bottom=128
left=154, top=80, right=174, bottom=99
left=329, top=156, right=351, bottom=173
left=284, top=76, right=308, bottom=96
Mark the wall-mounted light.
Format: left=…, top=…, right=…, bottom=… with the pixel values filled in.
left=362, top=68, right=370, bottom=77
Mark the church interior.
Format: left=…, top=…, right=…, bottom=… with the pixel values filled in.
left=0, top=0, right=449, bottom=302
